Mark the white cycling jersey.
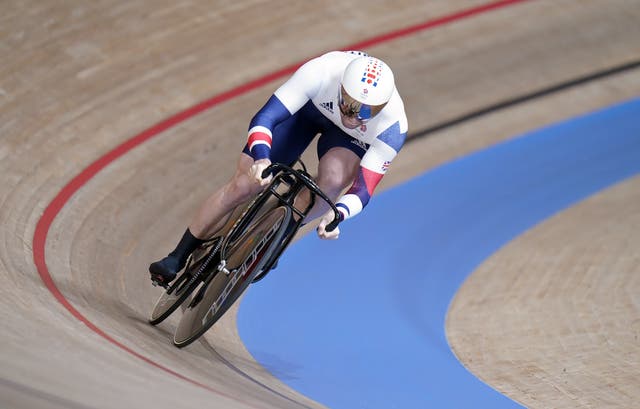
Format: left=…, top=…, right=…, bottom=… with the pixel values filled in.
left=247, top=51, right=408, bottom=221
left=274, top=51, right=408, bottom=146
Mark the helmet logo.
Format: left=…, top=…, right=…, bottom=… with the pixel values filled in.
left=360, top=58, right=383, bottom=87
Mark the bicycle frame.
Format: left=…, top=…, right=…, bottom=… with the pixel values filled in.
left=153, top=160, right=343, bottom=344
left=219, top=162, right=342, bottom=270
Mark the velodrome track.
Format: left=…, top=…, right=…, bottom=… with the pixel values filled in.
left=1, top=1, right=639, bottom=408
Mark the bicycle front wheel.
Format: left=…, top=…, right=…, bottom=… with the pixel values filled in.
left=173, top=206, right=292, bottom=348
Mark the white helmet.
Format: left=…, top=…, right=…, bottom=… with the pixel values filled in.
left=339, top=56, right=395, bottom=121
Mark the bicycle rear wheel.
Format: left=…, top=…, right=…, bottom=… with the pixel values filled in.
left=148, top=238, right=221, bottom=325
left=173, top=206, right=292, bottom=348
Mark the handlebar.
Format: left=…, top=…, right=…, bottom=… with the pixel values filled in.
left=261, top=163, right=342, bottom=232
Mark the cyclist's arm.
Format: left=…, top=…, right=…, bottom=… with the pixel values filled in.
left=247, top=55, right=326, bottom=160
left=335, top=122, right=407, bottom=220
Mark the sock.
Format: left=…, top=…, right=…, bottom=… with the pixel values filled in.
left=168, top=228, right=206, bottom=266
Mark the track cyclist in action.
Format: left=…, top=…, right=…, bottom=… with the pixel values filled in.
left=150, top=50, right=408, bottom=287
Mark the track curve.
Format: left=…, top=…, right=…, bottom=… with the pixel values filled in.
left=1, top=1, right=639, bottom=408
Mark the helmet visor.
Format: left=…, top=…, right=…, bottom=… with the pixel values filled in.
left=339, top=85, right=387, bottom=122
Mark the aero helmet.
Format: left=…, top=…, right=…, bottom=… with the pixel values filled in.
left=339, top=56, right=395, bottom=122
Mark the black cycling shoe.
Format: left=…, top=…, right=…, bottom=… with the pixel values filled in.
left=149, top=256, right=182, bottom=288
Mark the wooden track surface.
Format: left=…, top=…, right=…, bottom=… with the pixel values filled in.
left=1, top=1, right=639, bottom=408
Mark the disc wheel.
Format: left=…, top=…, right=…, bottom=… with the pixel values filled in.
left=173, top=206, right=291, bottom=347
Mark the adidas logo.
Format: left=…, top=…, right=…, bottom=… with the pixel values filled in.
left=320, top=101, right=334, bottom=113
left=350, top=139, right=368, bottom=150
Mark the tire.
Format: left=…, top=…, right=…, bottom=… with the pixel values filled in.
left=148, top=238, right=221, bottom=325
left=173, top=206, right=292, bottom=348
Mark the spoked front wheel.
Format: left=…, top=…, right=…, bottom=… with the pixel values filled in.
left=148, top=238, right=221, bottom=325
left=173, top=206, right=292, bottom=348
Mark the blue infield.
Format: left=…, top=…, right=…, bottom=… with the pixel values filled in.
left=238, top=97, right=640, bottom=408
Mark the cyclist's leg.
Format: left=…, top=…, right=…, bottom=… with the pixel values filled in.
left=150, top=153, right=259, bottom=285
left=189, top=153, right=260, bottom=239
left=301, top=129, right=367, bottom=222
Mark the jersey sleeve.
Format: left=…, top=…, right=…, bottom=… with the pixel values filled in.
left=246, top=56, right=325, bottom=160
left=335, top=121, right=407, bottom=221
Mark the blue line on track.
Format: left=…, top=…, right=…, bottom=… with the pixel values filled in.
left=238, top=97, right=640, bottom=408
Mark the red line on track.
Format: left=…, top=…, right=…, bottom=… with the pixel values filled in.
left=32, top=0, right=530, bottom=404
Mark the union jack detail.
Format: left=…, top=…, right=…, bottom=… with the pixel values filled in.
left=248, top=132, right=272, bottom=150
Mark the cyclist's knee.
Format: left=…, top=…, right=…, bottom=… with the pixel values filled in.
left=316, top=169, right=350, bottom=198
left=317, top=148, right=359, bottom=197
left=228, top=173, right=260, bottom=203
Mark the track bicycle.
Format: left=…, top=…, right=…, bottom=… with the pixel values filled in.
left=148, top=160, right=341, bottom=348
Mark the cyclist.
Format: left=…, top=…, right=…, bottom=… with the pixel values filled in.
left=150, top=50, right=408, bottom=286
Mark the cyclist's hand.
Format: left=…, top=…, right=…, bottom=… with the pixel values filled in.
left=248, top=158, right=272, bottom=186
left=317, top=210, right=340, bottom=240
